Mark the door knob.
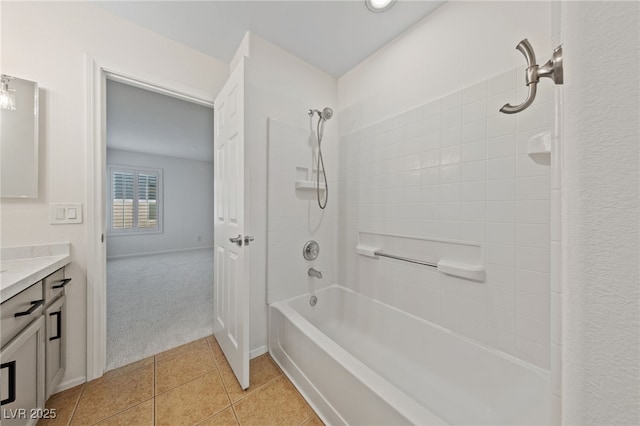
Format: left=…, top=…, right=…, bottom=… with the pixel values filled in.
left=229, top=235, right=243, bottom=246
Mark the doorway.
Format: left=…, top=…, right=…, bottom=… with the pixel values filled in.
left=104, top=77, right=215, bottom=370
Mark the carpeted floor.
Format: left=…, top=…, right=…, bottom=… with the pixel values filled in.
left=106, top=248, right=214, bottom=371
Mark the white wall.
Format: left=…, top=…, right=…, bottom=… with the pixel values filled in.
left=242, top=33, right=338, bottom=352
left=0, top=1, right=228, bottom=388
left=561, top=2, right=640, bottom=424
left=106, top=149, right=214, bottom=258
left=338, top=1, right=551, bottom=133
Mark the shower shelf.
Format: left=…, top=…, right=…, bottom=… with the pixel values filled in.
left=295, top=180, right=326, bottom=191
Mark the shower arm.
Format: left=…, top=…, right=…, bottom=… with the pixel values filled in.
left=500, top=39, right=563, bottom=114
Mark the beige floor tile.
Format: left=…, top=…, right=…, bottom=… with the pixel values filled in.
left=103, top=356, right=154, bottom=380
left=71, top=364, right=154, bottom=425
left=156, top=337, right=209, bottom=361
left=155, top=372, right=231, bottom=426
left=233, top=376, right=313, bottom=426
left=217, top=354, right=282, bottom=403
left=207, top=336, right=227, bottom=366
left=37, top=384, right=84, bottom=426
left=93, top=399, right=153, bottom=426
left=155, top=341, right=216, bottom=394
left=197, top=407, right=239, bottom=426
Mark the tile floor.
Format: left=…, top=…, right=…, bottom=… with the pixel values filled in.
left=38, top=336, right=324, bottom=426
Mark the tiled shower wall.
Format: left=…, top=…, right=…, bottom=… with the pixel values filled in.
left=338, top=69, right=553, bottom=369
left=267, top=118, right=338, bottom=303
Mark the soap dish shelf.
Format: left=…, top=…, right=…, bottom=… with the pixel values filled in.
left=295, top=180, right=326, bottom=191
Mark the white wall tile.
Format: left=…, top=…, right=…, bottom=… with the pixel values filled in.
left=440, top=127, right=460, bottom=147
left=516, top=200, right=550, bottom=224
left=516, top=315, right=550, bottom=345
left=516, top=269, right=550, bottom=297
left=441, top=108, right=462, bottom=129
left=487, top=243, right=516, bottom=267
left=461, top=161, right=486, bottom=182
left=461, top=140, right=487, bottom=162
left=487, top=284, right=516, bottom=310
left=463, top=99, right=487, bottom=124
left=460, top=201, right=486, bottom=222
left=487, top=201, right=515, bottom=223
left=516, top=247, right=550, bottom=273
left=487, top=222, right=515, bottom=244
left=517, top=292, right=550, bottom=322
left=516, top=176, right=550, bottom=200
left=460, top=181, right=486, bottom=201
left=461, top=120, right=487, bottom=143
left=423, top=131, right=441, bottom=151
left=441, top=90, right=462, bottom=111
left=516, top=224, right=550, bottom=248
left=440, top=164, right=461, bottom=184
left=487, top=134, right=517, bottom=158
left=487, top=179, right=516, bottom=200
left=488, top=69, right=517, bottom=96
left=440, top=146, right=461, bottom=165
left=463, top=81, right=488, bottom=104
left=487, top=114, right=516, bottom=138
left=487, top=157, right=516, bottom=179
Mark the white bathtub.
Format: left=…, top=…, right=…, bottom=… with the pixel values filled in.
left=269, top=285, right=549, bottom=426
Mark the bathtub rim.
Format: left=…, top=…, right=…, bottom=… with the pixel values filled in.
left=273, top=283, right=551, bottom=382
left=269, top=297, right=444, bottom=425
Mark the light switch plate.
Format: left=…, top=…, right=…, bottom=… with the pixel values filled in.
left=50, top=203, right=83, bottom=224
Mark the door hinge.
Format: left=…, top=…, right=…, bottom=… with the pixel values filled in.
left=101, top=233, right=104, bottom=243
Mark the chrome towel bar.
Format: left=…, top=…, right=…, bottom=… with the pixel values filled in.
left=373, top=251, right=438, bottom=269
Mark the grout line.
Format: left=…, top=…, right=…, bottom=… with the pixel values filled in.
left=88, top=398, right=154, bottom=426
left=67, top=384, right=86, bottom=426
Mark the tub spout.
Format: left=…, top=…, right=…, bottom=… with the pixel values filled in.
left=308, top=268, right=323, bottom=279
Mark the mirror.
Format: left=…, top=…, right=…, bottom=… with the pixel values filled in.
left=0, top=75, right=39, bottom=198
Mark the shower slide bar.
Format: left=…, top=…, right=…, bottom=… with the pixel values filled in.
left=501, top=38, right=563, bottom=114
left=373, top=251, right=438, bottom=269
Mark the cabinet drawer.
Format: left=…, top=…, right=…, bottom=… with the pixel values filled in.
left=1, top=282, right=44, bottom=349
left=43, top=268, right=69, bottom=304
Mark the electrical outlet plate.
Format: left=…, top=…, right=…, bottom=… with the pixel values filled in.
left=49, top=203, right=83, bottom=224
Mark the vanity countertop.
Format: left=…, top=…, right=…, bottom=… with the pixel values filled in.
left=0, top=243, right=71, bottom=303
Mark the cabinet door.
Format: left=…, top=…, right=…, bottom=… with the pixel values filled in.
left=45, top=296, right=65, bottom=399
left=0, top=316, right=45, bottom=426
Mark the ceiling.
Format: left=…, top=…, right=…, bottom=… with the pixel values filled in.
left=106, top=79, right=214, bottom=161
left=93, top=1, right=445, bottom=77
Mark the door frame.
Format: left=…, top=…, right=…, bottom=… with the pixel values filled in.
left=85, top=55, right=215, bottom=381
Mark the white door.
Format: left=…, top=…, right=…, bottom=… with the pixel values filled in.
left=213, top=58, right=250, bottom=389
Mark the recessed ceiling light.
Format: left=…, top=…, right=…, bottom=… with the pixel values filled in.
left=365, top=0, right=396, bottom=13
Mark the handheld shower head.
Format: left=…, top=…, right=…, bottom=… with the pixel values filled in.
left=308, top=107, right=333, bottom=121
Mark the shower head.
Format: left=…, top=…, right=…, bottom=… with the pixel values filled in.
left=308, top=107, right=334, bottom=121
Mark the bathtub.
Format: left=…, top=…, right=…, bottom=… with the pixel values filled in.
left=269, top=285, right=549, bottom=425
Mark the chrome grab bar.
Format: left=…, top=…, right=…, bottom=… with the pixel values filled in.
left=374, top=251, right=437, bottom=269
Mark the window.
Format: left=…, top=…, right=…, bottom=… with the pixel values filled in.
left=108, top=166, right=163, bottom=235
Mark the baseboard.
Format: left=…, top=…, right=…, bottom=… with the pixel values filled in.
left=107, top=246, right=214, bottom=260
left=250, top=345, right=268, bottom=359
left=54, top=376, right=86, bottom=394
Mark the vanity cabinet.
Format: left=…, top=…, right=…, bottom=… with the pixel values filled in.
left=0, top=265, right=70, bottom=425
left=0, top=316, right=45, bottom=426
left=44, top=295, right=65, bottom=399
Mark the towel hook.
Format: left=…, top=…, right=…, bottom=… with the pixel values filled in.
left=501, top=39, right=563, bottom=114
